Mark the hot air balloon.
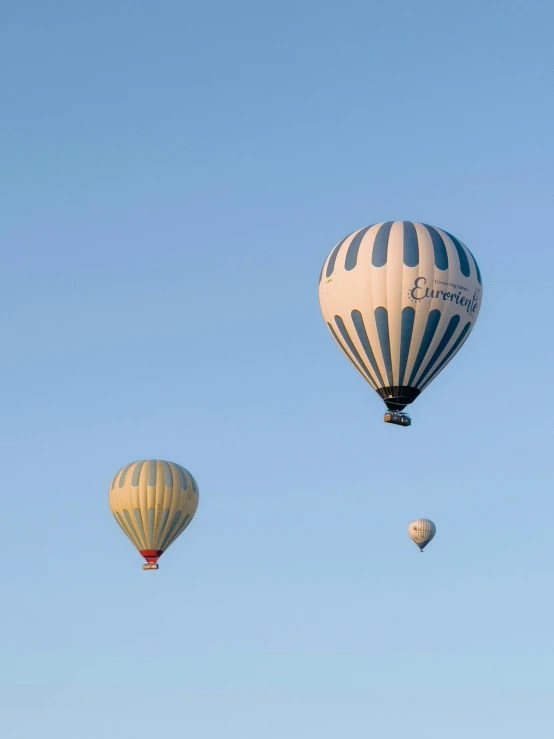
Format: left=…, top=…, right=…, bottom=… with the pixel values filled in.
left=318, top=221, right=482, bottom=426
left=109, top=459, right=199, bottom=570
left=408, top=519, right=436, bottom=552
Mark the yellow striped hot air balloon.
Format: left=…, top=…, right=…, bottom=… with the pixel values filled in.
left=109, top=459, right=199, bottom=570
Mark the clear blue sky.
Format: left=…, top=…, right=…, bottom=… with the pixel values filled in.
left=1, top=1, right=553, bottom=737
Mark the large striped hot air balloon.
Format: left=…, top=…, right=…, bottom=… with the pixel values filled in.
left=109, top=459, right=199, bottom=570
left=318, top=221, right=482, bottom=426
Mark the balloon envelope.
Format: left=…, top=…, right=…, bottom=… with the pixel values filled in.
left=318, top=221, right=482, bottom=415
left=109, top=459, right=199, bottom=569
left=408, top=519, right=436, bottom=551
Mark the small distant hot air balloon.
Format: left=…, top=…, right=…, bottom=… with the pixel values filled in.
left=318, top=221, right=482, bottom=426
left=408, top=519, right=436, bottom=552
left=109, top=459, right=199, bottom=570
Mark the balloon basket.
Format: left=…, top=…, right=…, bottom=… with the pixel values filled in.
left=384, top=411, right=411, bottom=427
left=142, top=563, right=159, bottom=571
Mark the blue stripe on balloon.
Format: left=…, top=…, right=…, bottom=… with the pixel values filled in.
left=345, top=224, right=374, bottom=271
left=118, top=464, right=132, bottom=489
left=420, top=321, right=472, bottom=389
left=407, top=310, right=441, bottom=386
left=417, top=315, right=461, bottom=386
left=161, top=461, right=173, bottom=488
left=132, top=460, right=146, bottom=487
left=147, top=508, right=155, bottom=547
left=123, top=509, right=142, bottom=549
left=180, top=514, right=192, bottom=535
left=133, top=508, right=147, bottom=548
left=422, top=224, right=448, bottom=270
left=168, top=464, right=179, bottom=492
left=111, top=467, right=125, bottom=491
left=371, top=222, right=394, bottom=267
left=330, top=318, right=378, bottom=389
left=178, top=466, right=189, bottom=491
left=116, top=511, right=141, bottom=548
left=110, top=464, right=131, bottom=490
left=147, top=460, right=157, bottom=487
left=403, top=221, right=419, bottom=267
left=374, top=307, right=394, bottom=386
left=155, top=508, right=171, bottom=546
left=351, top=310, right=386, bottom=387
left=168, top=513, right=191, bottom=545
left=325, top=232, right=353, bottom=278
left=398, top=307, right=416, bottom=385
left=444, top=230, right=470, bottom=277
left=159, top=511, right=182, bottom=550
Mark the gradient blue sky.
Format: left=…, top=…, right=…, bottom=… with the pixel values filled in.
left=2, top=1, right=554, bottom=737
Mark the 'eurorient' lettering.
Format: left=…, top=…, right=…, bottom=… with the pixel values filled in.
left=409, top=277, right=479, bottom=313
